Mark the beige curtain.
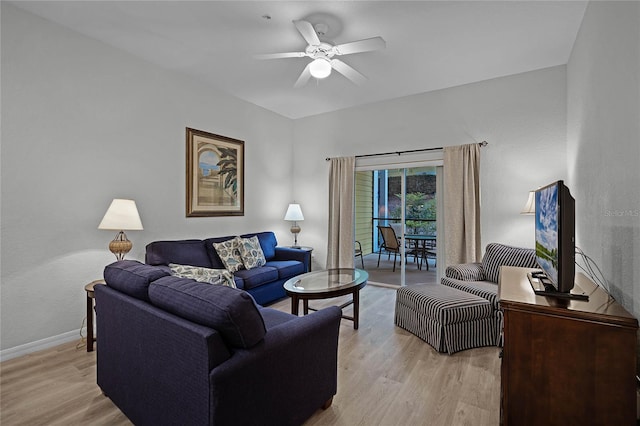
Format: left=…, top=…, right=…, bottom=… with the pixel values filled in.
left=327, top=157, right=355, bottom=269
left=443, top=144, right=482, bottom=265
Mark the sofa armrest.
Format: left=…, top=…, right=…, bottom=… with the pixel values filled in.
left=445, top=262, right=486, bottom=281
left=209, top=306, right=341, bottom=426
left=274, top=246, right=311, bottom=271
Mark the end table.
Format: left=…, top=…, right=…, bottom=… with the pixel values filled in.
left=288, top=246, right=313, bottom=271
left=85, top=279, right=106, bottom=352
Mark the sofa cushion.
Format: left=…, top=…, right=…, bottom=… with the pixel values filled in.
left=482, top=243, right=537, bottom=283
left=148, top=276, right=266, bottom=348
left=104, top=260, right=170, bottom=301
left=212, top=237, right=245, bottom=273
left=441, top=277, right=500, bottom=311
left=233, top=266, right=279, bottom=290
left=169, top=264, right=236, bottom=288
left=258, top=307, right=297, bottom=330
left=237, top=236, right=266, bottom=270
left=242, top=231, right=277, bottom=261
left=145, top=240, right=212, bottom=268
left=265, top=260, right=305, bottom=279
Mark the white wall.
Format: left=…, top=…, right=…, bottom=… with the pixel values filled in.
left=292, top=66, right=567, bottom=268
left=1, top=4, right=295, bottom=355
left=567, top=1, right=640, bottom=314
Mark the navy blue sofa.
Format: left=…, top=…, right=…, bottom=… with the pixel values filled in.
left=96, top=260, right=341, bottom=426
left=145, top=231, right=310, bottom=305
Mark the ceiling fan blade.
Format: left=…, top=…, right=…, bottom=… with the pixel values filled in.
left=330, top=59, right=368, bottom=85
left=254, top=52, right=306, bottom=60
left=334, top=37, right=386, bottom=55
left=293, top=20, right=321, bottom=46
left=294, top=63, right=312, bottom=88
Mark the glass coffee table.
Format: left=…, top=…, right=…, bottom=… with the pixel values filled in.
left=283, top=268, right=368, bottom=329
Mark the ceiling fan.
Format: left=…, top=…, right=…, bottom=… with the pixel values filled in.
left=256, top=19, right=386, bottom=88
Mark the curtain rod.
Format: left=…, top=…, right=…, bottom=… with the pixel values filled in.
left=326, top=141, right=487, bottom=161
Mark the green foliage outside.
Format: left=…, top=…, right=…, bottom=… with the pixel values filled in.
left=390, top=192, right=436, bottom=235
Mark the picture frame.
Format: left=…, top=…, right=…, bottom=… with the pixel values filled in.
left=186, top=127, right=244, bottom=217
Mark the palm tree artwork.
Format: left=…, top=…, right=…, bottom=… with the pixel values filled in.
left=216, top=147, right=238, bottom=199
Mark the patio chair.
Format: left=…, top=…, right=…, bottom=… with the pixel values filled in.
left=377, top=225, right=402, bottom=272
left=355, top=241, right=365, bottom=269
left=406, top=235, right=436, bottom=271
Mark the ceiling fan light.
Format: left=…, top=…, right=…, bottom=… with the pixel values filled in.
left=309, top=58, right=332, bottom=79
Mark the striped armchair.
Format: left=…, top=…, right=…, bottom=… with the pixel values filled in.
left=441, top=243, right=538, bottom=345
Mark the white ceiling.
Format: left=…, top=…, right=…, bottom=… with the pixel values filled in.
left=11, top=1, right=588, bottom=119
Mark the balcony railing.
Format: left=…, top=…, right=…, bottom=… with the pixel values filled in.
left=373, top=217, right=436, bottom=234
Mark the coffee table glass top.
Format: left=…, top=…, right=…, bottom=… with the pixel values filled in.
left=284, top=268, right=368, bottom=294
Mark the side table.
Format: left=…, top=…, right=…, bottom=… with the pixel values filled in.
left=85, top=279, right=106, bottom=352
left=288, top=246, right=314, bottom=271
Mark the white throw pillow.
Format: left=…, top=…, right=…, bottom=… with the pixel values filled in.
left=238, top=236, right=267, bottom=270
left=212, top=237, right=245, bottom=273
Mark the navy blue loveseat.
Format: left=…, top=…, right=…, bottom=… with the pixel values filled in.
left=145, top=231, right=309, bottom=305
left=96, top=260, right=341, bottom=426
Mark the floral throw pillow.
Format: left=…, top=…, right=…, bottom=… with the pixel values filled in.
left=238, top=236, right=267, bottom=270
left=212, top=238, right=245, bottom=273
left=169, top=263, right=237, bottom=288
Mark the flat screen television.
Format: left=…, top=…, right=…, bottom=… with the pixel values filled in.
left=534, top=180, right=575, bottom=293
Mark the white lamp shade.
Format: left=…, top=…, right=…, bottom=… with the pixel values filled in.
left=284, top=204, right=304, bottom=221
left=309, top=58, right=332, bottom=79
left=520, top=191, right=536, bottom=215
left=98, top=199, right=144, bottom=230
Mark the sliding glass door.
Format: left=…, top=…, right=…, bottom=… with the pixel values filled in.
left=355, top=165, right=440, bottom=286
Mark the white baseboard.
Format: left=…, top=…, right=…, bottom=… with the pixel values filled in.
left=0, top=329, right=82, bottom=362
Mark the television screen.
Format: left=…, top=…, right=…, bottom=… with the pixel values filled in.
left=535, top=183, right=559, bottom=284
left=534, top=180, right=575, bottom=293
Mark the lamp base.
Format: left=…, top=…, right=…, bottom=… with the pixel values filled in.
left=109, top=231, right=132, bottom=261
left=290, top=223, right=301, bottom=248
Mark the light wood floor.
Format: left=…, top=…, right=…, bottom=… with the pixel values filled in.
left=0, top=285, right=501, bottom=426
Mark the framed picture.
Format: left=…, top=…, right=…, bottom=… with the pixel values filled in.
left=186, top=127, right=244, bottom=217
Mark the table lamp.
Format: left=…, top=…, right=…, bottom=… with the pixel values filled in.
left=284, top=203, right=304, bottom=248
left=520, top=191, right=535, bottom=215
left=98, top=199, right=144, bottom=260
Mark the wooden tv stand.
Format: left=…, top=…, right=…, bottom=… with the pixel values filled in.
left=498, top=266, right=638, bottom=425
